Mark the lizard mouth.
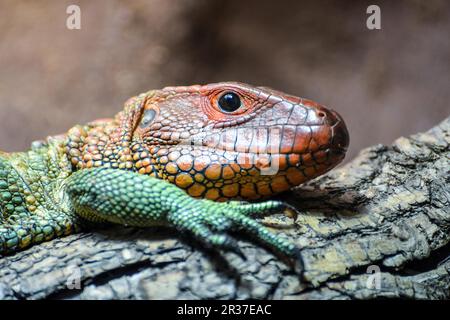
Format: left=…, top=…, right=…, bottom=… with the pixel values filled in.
left=196, top=105, right=349, bottom=155
left=199, top=120, right=348, bottom=159
left=327, top=110, right=350, bottom=152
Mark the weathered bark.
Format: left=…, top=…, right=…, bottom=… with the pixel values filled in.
left=0, top=118, right=449, bottom=300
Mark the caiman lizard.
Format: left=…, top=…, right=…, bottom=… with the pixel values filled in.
left=0, top=82, right=349, bottom=269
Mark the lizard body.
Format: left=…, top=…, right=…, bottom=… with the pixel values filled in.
left=0, top=82, right=349, bottom=265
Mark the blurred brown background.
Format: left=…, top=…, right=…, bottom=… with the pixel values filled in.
left=0, top=0, right=449, bottom=162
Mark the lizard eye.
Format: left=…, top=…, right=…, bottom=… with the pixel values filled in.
left=139, top=109, right=157, bottom=128
left=218, top=92, right=241, bottom=113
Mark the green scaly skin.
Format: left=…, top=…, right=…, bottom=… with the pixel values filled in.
left=0, top=82, right=350, bottom=272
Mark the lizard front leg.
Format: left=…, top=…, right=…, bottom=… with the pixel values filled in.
left=66, top=168, right=303, bottom=269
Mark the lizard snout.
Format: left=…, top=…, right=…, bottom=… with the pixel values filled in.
left=323, top=109, right=349, bottom=153
left=319, top=108, right=349, bottom=166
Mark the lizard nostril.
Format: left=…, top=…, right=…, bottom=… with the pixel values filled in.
left=323, top=109, right=339, bottom=126
left=317, top=111, right=326, bottom=118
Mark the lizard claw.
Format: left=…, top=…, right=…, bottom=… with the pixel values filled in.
left=282, top=203, right=300, bottom=222
left=222, top=237, right=247, bottom=261
left=168, top=198, right=301, bottom=266
left=292, top=247, right=305, bottom=276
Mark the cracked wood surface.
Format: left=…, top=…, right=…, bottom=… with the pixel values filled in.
left=0, top=118, right=449, bottom=300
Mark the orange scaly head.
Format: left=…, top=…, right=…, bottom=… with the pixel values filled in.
left=66, top=82, right=349, bottom=201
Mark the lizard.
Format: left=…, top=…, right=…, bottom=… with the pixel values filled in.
left=0, top=82, right=349, bottom=270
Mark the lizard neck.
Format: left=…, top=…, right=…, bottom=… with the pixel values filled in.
left=1, top=138, right=73, bottom=218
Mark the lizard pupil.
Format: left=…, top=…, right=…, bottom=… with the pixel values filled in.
left=218, top=92, right=241, bottom=112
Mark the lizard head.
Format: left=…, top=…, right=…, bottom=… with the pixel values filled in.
left=67, top=82, right=349, bottom=200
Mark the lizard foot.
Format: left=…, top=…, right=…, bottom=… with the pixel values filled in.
left=168, top=199, right=303, bottom=273
left=67, top=168, right=304, bottom=275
